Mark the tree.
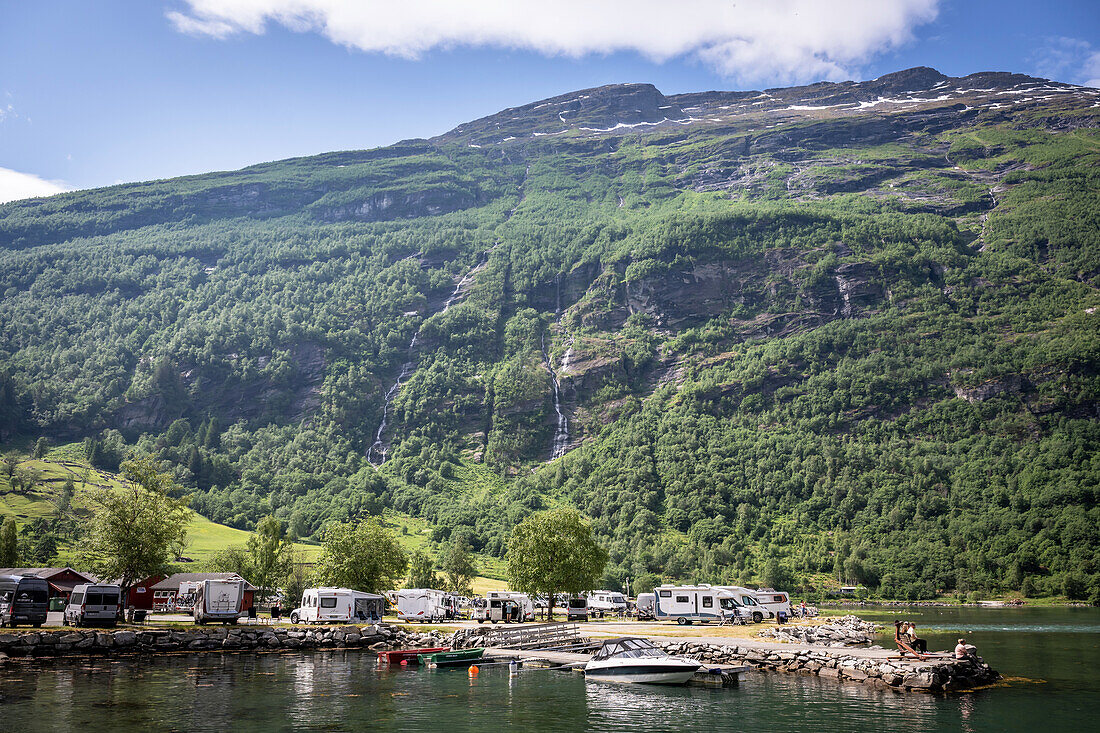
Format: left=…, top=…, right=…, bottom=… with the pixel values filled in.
left=283, top=548, right=312, bottom=610
left=1, top=452, right=18, bottom=481
left=79, top=455, right=190, bottom=597
left=207, top=545, right=251, bottom=577
left=506, top=507, right=608, bottom=621
left=441, top=535, right=477, bottom=596
left=407, top=549, right=439, bottom=589
left=32, top=437, right=49, bottom=459
left=313, top=519, right=407, bottom=593
left=0, top=518, right=19, bottom=566
left=247, top=516, right=293, bottom=604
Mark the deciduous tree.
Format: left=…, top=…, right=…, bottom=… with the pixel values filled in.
left=506, top=507, right=607, bottom=620
left=313, top=519, right=406, bottom=593
left=407, top=549, right=439, bottom=589
left=80, top=455, right=190, bottom=596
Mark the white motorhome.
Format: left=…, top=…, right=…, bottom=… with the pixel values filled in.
left=717, top=586, right=791, bottom=622
left=587, top=591, right=628, bottom=617
left=396, top=588, right=460, bottom=622
left=752, top=588, right=793, bottom=619
left=63, top=583, right=121, bottom=627
left=653, top=585, right=742, bottom=625
left=193, top=578, right=244, bottom=625
left=290, top=588, right=385, bottom=624
left=634, top=592, right=656, bottom=620
left=474, top=591, right=535, bottom=623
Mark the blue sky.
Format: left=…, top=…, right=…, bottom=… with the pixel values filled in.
left=1, top=1, right=1097, bottom=201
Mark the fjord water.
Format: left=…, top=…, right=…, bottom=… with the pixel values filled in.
left=0, top=608, right=1095, bottom=732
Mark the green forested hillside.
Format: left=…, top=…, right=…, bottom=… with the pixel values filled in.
left=1, top=68, right=1098, bottom=600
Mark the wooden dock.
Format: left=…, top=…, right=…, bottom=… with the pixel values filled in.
left=482, top=647, right=750, bottom=686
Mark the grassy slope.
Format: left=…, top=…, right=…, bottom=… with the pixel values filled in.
left=0, top=444, right=505, bottom=586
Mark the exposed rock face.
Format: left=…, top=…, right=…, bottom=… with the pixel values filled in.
left=310, top=187, right=481, bottom=223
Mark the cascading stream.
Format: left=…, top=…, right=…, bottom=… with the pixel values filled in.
left=368, top=163, right=530, bottom=466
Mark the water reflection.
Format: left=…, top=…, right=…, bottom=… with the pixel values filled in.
left=0, top=608, right=1095, bottom=733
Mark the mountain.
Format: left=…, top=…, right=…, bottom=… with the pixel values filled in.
left=1, top=67, right=1098, bottom=601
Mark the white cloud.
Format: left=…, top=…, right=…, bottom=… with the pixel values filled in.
left=0, top=167, right=70, bottom=204
left=1031, top=37, right=1100, bottom=87
left=167, top=0, right=940, bottom=84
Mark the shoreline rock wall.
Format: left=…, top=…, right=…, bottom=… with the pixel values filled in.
left=655, top=639, right=1000, bottom=693
left=0, top=624, right=446, bottom=660
left=757, top=615, right=880, bottom=645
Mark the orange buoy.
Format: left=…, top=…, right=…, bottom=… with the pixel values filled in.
left=400, top=659, right=408, bottom=666
left=468, top=665, right=479, bottom=676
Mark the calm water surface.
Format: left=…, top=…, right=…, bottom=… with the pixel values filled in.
left=0, top=607, right=1095, bottom=732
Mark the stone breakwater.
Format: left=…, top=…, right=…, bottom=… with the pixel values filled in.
left=0, top=624, right=447, bottom=660
left=757, top=615, right=880, bottom=646
left=655, top=639, right=1000, bottom=693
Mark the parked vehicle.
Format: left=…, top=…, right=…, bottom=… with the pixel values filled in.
left=396, top=588, right=460, bottom=622
left=63, top=583, right=121, bottom=627
left=634, top=593, right=656, bottom=620
left=0, top=574, right=49, bottom=628
left=752, top=589, right=793, bottom=619
left=587, top=591, right=628, bottom=618
left=291, top=587, right=384, bottom=624
left=193, top=578, right=244, bottom=625
left=717, top=586, right=791, bottom=622
left=584, top=637, right=702, bottom=685
left=566, top=596, right=589, bottom=621
left=653, top=584, right=742, bottom=625
left=474, top=591, right=535, bottom=623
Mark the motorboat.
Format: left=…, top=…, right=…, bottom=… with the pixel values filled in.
left=584, top=637, right=702, bottom=685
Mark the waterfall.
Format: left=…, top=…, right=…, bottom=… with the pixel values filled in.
left=543, top=333, right=570, bottom=461
left=367, top=333, right=418, bottom=465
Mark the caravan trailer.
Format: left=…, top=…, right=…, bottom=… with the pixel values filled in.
left=291, top=588, right=385, bottom=624
left=193, top=579, right=245, bottom=625
left=587, top=591, right=628, bottom=618
left=653, top=585, right=742, bottom=625
left=396, top=588, right=459, bottom=622
left=474, top=591, right=535, bottom=623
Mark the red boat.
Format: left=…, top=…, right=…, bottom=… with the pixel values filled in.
left=378, top=647, right=450, bottom=664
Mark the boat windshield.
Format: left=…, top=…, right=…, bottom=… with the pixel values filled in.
left=592, top=638, right=665, bottom=661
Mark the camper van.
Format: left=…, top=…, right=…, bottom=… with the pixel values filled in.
left=193, top=578, right=245, bottom=625
left=0, top=574, right=49, bottom=628
left=291, top=587, right=384, bottom=624
left=717, top=586, right=791, bottom=622
left=396, top=588, right=459, bottom=622
left=474, top=591, right=535, bottom=623
left=634, top=592, right=656, bottom=620
left=566, top=596, right=588, bottom=621
left=587, top=591, right=628, bottom=618
left=63, top=583, right=121, bottom=627
left=653, top=584, right=743, bottom=625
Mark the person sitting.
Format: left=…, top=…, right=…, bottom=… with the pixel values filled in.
left=955, top=638, right=976, bottom=660
left=905, top=623, right=928, bottom=654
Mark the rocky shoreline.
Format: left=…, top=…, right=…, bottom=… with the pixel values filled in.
left=756, top=615, right=880, bottom=645
left=0, top=624, right=446, bottom=661
left=653, top=639, right=1000, bottom=693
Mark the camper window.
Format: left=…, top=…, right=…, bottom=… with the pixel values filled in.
left=71, top=592, right=84, bottom=606
left=86, top=593, right=103, bottom=606
left=676, top=595, right=689, bottom=603
left=702, top=596, right=713, bottom=608
left=320, top=597, right=337, bottom=609
left=658, top=590, right=672, bottom=598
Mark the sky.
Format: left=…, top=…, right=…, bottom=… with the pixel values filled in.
left=1, top=0, right=1098, bottom=202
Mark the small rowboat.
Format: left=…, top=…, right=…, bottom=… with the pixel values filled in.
left=378, top=647, right=450, bottom=664
left=418, top=648, right=485, bottom=667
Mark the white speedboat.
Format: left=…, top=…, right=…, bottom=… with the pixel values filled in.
left=584, top=637, right=702, bottom=685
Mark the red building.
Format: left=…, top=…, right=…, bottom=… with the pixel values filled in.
left=125, top=574, right=166, bottom=610
left=0, top=567, right=96, bottom=600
